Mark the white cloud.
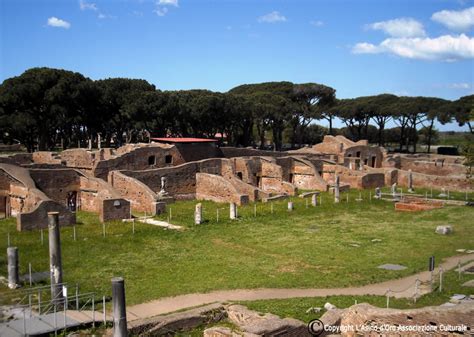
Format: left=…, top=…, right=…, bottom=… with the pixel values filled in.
left=448, top=82, right=472, bottom=89
left=158, top=0, right=178, bottom=6
left=79, top=0, right=98, bottom=11
left=154, top=0, right=178, bottom=16
left=154, top=7, right=168, bottom=16
left=310, top=20, right=324, bottom=27
left=366, top=18, right=425, bottom=37
left=352, top=42, right=380, bottom=54
left=258, top=11, right=287, bottom=23
left=431, top=7, right=474, bottom=31
left=47, top=17, right=71, bottom=29
left=352, top=34, right=474, bottom=61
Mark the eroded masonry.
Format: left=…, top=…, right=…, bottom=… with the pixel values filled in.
left=0, top=136, right=471, bottom=230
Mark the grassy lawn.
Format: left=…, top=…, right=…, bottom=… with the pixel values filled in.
left=1, top=189, right=473, bottom=306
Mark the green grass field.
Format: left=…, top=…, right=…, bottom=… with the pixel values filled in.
left=1, top=189, right=473, bottom=307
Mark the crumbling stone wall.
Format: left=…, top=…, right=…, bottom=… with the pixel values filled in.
left=276, top=157, right=328, bottom=191
left=221, top=147, right=289, bottom=158
left=60, top=148, right=96, bottom=169
left=31, top=151, right=62, bottom=165
left=29, top=169, right=80, bottom=205
left=399, top=156, right=466, bottom=176
left=92, top=144, right=185, bottom=179
left=196, top=173, right=250, bottom=205
left=398, top=169, right=472, bottom=191
left=121, top=158, right=225, bottom=199
left=108, top=170, right=160, bottom=214
left=17, top=200, right=75, bottom=231
left=174, top=143, right=223, bottom=162
left=344, top=144, right=383, bottom=168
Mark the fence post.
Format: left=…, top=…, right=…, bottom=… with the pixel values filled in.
left=73, top=226, right=76, bottom=241
left=216, top=208, right=219, bottom=223
left=76, top=284, right=79, bottom=310
left=29, top=263, right=32, bottom=287
left=132, top=219, right=135, bottom=234
left=458, top=260, right=462, bottom=280
left=38, top=290, right=41, bottom=314
left=92, top=294, right=96, bottom=328
left=102, top=223, right=106, bottom=238
left=23, top=308, right=26, bottom=335
left=414, top=279, right=419, bottom=303
left=254, top=203, right=257, bottom=216
left=386, top=290, right=390, bottom=308
left=103, top=296, right=106, bottom=325
left=54, top=304, right=57, bottom=337
left=439, top=267, right=443, bottom=292
left=7, top=232, right=10, bottom=247
left=41, top=229, right=44, bottom=245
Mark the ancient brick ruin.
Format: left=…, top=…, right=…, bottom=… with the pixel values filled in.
left=0, top=136, right=471, bottom=230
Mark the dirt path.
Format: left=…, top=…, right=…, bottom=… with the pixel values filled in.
left=125, top=254, right=473, bottom=322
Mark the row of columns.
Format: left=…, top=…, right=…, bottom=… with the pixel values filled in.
left=193, top=194, right=322, bottom=224
left=7, top=212, right=128, bottom=336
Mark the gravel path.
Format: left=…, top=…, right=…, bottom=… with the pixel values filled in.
left=125, top=254, right=473, bottom=321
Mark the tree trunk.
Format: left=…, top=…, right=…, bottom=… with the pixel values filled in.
left=427, top=119, right=434, bottom=154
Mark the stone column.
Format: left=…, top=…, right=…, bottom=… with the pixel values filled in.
left=229, top=203, right=237, bottom=220
left=287, top=201, right=293, bottom=211
left=391, top=183, right=397, bottom=197
left=7, top=247, right=19, bottom=289
left=334, top=175, right=340, bottom=203
left=311, top=194, right=318, bottom=207
left=112, top=277, right=127, bottom=337
left=375, top=187, right=381, bottom=199
left=48, top=212, right=63, bottom=302
left=194, top=203, right=202, bottom=225
left=408, top=169, right=414, bottom=193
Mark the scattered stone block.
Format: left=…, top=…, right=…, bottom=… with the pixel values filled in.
left=371, top=239, right=382, bottom=243
left=194, top=203, right=202, bottom=225
left=324, top=302, right=337, bottom=311
left=299, top=191, right=320, bottom=198
left=305, top=307, right=322, bottom=313
left=203, top=326, right=235, bottom=337
left=435, top=225, right=453, bottom=235
left=287, top=201, right=294, bottom=211
left=462, top=280, right=474, bottom=287
left=377, top=264, right=407, bottom=271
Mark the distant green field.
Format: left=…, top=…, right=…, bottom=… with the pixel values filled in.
left=1, top=189, right=473, bottom=307
left=438, top=131, right=472, bottom=147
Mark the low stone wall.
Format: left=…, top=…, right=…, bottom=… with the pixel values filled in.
left=398, top=169, right=472, bottom=192
left=17, top=200, right=75, bottom=231
left=400, top=157, right=466, bottom=176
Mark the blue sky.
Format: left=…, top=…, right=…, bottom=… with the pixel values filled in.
left=1, top=0, right=473, bottom=130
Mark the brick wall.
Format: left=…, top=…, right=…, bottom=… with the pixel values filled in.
left=108, top=170, right=160, bottom=214
left=196, top=173, right=250, bottom=205
left=99, top=198, right=131, bottom=222
left=17, top=200, right=76, bottom=231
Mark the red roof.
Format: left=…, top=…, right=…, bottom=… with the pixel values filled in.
left=151, top=137, right=218, bottom=143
